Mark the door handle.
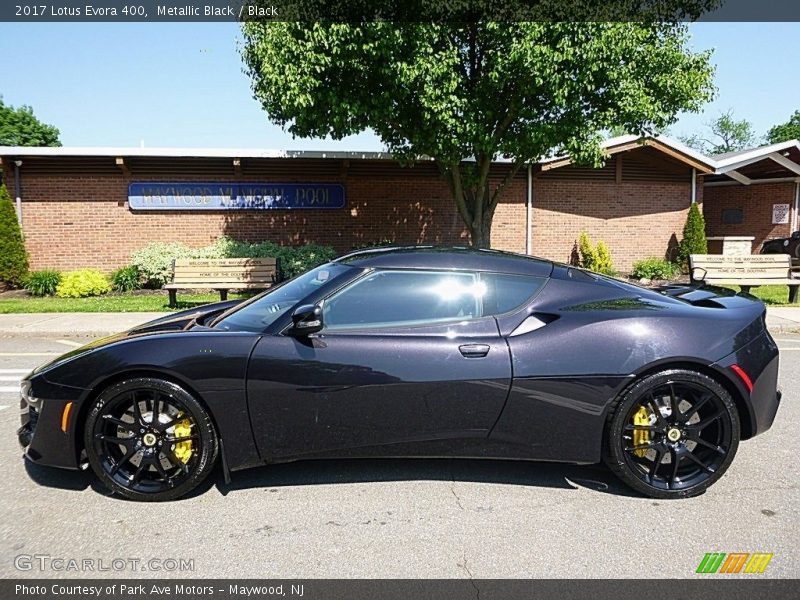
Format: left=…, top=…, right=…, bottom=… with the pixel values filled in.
left=459, top=344, right=490, bottom=358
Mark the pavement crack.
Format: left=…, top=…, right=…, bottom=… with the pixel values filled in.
left=459, top=552, right=480, bottom=600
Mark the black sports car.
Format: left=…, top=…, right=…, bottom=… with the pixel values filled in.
left=18, top=247, right=781, bottom=501
left=761, top=230, right=800, bottom=259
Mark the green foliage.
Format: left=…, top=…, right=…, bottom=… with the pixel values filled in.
left=0, top=97, right=61, bottom=146
left=23, top=270, right=62, bottom=296
left=0, top=184, right=29, bottom=287
left=111, top=265, right=142, bottom=292
left=578, top=231, right=615, bottom=275
left=55, top=269, right=111, bottom=298
left=131, top=237, right=337, bottom=285
left=578, top=232, right=597, bottom=270
left=595, top=241, right=614, bottom=275
left=130, top=242, right=197, bottom=287
left=678, top=203, right=707, bottom=267
left=281, top=244, right=338, bottom=279
left=351, top=239, right=396, bottom=250
left=767, top=110, right=800, bottom=144
left=241, top=18, right=716, bottom=247
left=680, top=110, right=758, bottom=154
left=631, top=258, right=680, bottom=280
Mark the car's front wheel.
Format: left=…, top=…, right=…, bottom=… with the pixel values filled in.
left=604, top=369, right=740, bottom=499
left=84, top=377, right=218, bottom=501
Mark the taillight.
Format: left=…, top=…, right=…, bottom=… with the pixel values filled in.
left=730, top=364, right=754, bottom=394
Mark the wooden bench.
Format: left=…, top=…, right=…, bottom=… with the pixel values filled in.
left=689, top=254, right=800, bottom=303
left=164, top=258, right=281, bottom=308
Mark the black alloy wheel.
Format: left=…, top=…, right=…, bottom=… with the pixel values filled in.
left=604, top=369, right=740, bottom=499
left=84, top=377, right=218, bottom=501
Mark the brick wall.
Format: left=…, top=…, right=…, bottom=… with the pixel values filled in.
left=3, top=150, right=701, bottom=274
left=3, top=158, right=528, bottom=271
left=703, top=182, right=796, bottom=253
left=530, top=153, right=700, bottom=272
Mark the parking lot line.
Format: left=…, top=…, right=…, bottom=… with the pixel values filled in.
left=0, top=386, right=20, bottom=393
left=55, top=339, right=83, bottom=348
left=0, top=405, right=9, bottom=411
left=0, top=376, right=22, bottom=381
left=0, top=352, right=60, bottom=356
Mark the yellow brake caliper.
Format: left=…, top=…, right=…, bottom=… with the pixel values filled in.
left=632, top=406, right=651, bottom=457
left=172, top=416, right=193, bottom=464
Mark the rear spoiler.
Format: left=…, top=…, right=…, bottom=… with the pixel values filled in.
left=657, top=283, right=765, bottom=310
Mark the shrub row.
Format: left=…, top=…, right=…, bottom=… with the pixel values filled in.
left=22, top=239, right=338, bottom=298
left=131, top=237, right=337, bottom=287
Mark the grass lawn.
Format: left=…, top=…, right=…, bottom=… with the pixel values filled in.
left=0, top=292, right=254, bottom=314
left=719, top=285, right=797, bottom=306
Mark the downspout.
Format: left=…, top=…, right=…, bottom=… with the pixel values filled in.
left=691, top=168, right=697, bottom=204
left=794, top=181, right=799, bottom=233
left=14, top=160, right=22, bottom=225
left=526, top=163, right=532, bottom=254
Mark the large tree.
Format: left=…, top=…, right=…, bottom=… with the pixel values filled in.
left=0, top=98, right=61, bottom=147
left=767, top=110, right=800, bottom=144
left=680, top=110, right=758, bottom=155
left=242, top=18, right=715, bottom=247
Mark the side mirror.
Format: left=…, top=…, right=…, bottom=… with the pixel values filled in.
left=288, top=304, right=323, bottom=336
left=791, top=231, right=800, bottom=240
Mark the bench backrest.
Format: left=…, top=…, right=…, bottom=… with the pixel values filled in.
left=688, top=254, right=792, bottom=282
left=172, top=258, right=280, bottom=285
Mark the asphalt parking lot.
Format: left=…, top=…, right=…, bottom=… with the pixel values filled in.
left=0, top=333, right=798, bottom=579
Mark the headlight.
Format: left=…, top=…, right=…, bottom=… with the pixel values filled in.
left=20, top=380, right=42, bottom=409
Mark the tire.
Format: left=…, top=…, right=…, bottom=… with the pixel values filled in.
left=84, top=377, right=218, bottom=501
left=603, top=369, right=740, bottom=499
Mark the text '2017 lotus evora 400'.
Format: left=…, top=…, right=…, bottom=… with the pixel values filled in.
left=18, top=247, right=781, bottom=501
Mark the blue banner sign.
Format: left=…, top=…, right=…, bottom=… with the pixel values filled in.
left=128, top=182, right=346, bottom=210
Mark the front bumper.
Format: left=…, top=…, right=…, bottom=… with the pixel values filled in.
left=17, top=378, right=85, bottom=470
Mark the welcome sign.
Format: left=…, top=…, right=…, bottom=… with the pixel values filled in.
left=128, top=182, right=346, bottom=210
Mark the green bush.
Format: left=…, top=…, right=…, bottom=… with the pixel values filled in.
left=631, top=258, right=679, bottom=280
left=281, top=244, right=338, bottom=278
left=130, top=242, right=196, bottom=287
left=678, top=203, right=707, bottom=268
left=23, top=269, right=62, bottom=296
left=111, top=265, right=141, bottom=292
left=351, top=239, right=396, bottom=250
left=578, top=231, right=615, bottom=275
left=0, top=184, right=29, bottom=287
left=130, top=237, right=337, bottom=284
left=56, top=269, right=111, bottom=298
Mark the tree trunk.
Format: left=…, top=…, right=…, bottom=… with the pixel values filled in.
left=469, top=211, right=493, bottom=249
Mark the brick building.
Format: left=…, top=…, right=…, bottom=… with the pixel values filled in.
left=0, top=136, right=797, bottom=273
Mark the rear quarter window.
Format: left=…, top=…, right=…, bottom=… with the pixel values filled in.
left=481, top=273, right=546, bottom=315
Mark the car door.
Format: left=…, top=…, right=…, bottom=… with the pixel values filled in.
left=246, top=269, right=513, bottom=459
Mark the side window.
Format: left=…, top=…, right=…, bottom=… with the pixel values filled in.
left=480, top=273, right=546, bottom=315
left=323, top=270, right=483, bottom=330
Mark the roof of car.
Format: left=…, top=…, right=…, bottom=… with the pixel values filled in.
left=335, top=246, right=555, bottom=277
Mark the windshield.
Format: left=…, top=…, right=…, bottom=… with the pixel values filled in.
left=213, top=263, right=354, bottom=333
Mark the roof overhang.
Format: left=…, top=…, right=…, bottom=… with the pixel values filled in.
left=538, top=135, right=717, bottom=174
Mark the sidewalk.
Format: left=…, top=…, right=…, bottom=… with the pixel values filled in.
left=767, top=306, right=800, bottom=333
left=0, top=308, right=798, bottom=337
left=0, top=312, right=168, bottom=337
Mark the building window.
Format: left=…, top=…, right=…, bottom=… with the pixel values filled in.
left=722, top=208, right=743, bottom=225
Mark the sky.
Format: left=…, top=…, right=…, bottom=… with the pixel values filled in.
left=0, top=22, right=798, bottom=151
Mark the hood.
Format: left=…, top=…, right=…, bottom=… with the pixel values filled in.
left=31, top=300, right=243, bottom=377
left=128, top=299, right=243, bottom=334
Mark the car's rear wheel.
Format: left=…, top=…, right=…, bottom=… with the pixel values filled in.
left=84, top=377, right=218, bottom=501
left=604, top=369, right=740, bottom=499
